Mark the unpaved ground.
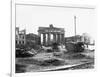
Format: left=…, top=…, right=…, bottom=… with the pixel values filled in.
left=16, top=50, right=94, bottom=73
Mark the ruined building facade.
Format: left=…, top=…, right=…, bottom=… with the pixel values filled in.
left=16, top=27, right=26, bottom=46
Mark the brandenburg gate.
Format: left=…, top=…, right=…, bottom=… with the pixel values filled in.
left=38, top=24, right=65, bottom=46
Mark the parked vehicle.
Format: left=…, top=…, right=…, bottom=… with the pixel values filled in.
left=74, top=42, right=85, bottom=52
left=65, top=42, right=85, bottom=52
left=16, top=48, right=34, bottom=58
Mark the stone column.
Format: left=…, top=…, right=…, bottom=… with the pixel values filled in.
left=47, top=33, right=51, bottom=45
left=53, top=33, right=56, bottom=42
left=60, top=34, right=62, bottom=43
left=43, top=33, right=46, bottom=45
left=56, top=34, right=58, bottom=42
left=61, top=34, right=64, bottom=44
left=46, top=33, right=48, bottom=45
left=38, top=32, right=41, bottom=44
left=56, top=34, right=57, bottom=42
left=57, top=34, right=60, bottom=43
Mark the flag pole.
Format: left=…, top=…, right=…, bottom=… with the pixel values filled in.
left=74, top=16, right=76, bottom=36
left=74, top=16, right=77, bottom=42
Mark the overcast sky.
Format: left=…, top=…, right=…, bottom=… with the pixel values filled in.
left=16, top=5, right=96, bottom=39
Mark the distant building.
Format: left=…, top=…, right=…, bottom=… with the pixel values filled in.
left=81, top=33, right=91, bottom=44
left=65, top=34, right=94, bottom=45
left=16, top=27, right=26, bottom=45
left=26, top=33, right=40, bottom=45
left=65, top=35, right=82, bottom=43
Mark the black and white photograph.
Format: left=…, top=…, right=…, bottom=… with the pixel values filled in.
left=14, top=2, right=96, bottom=73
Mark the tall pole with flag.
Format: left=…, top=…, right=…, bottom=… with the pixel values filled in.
left=74, top=16, right=77, bottom=42
left=74, top=16, right=76, bottom=36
